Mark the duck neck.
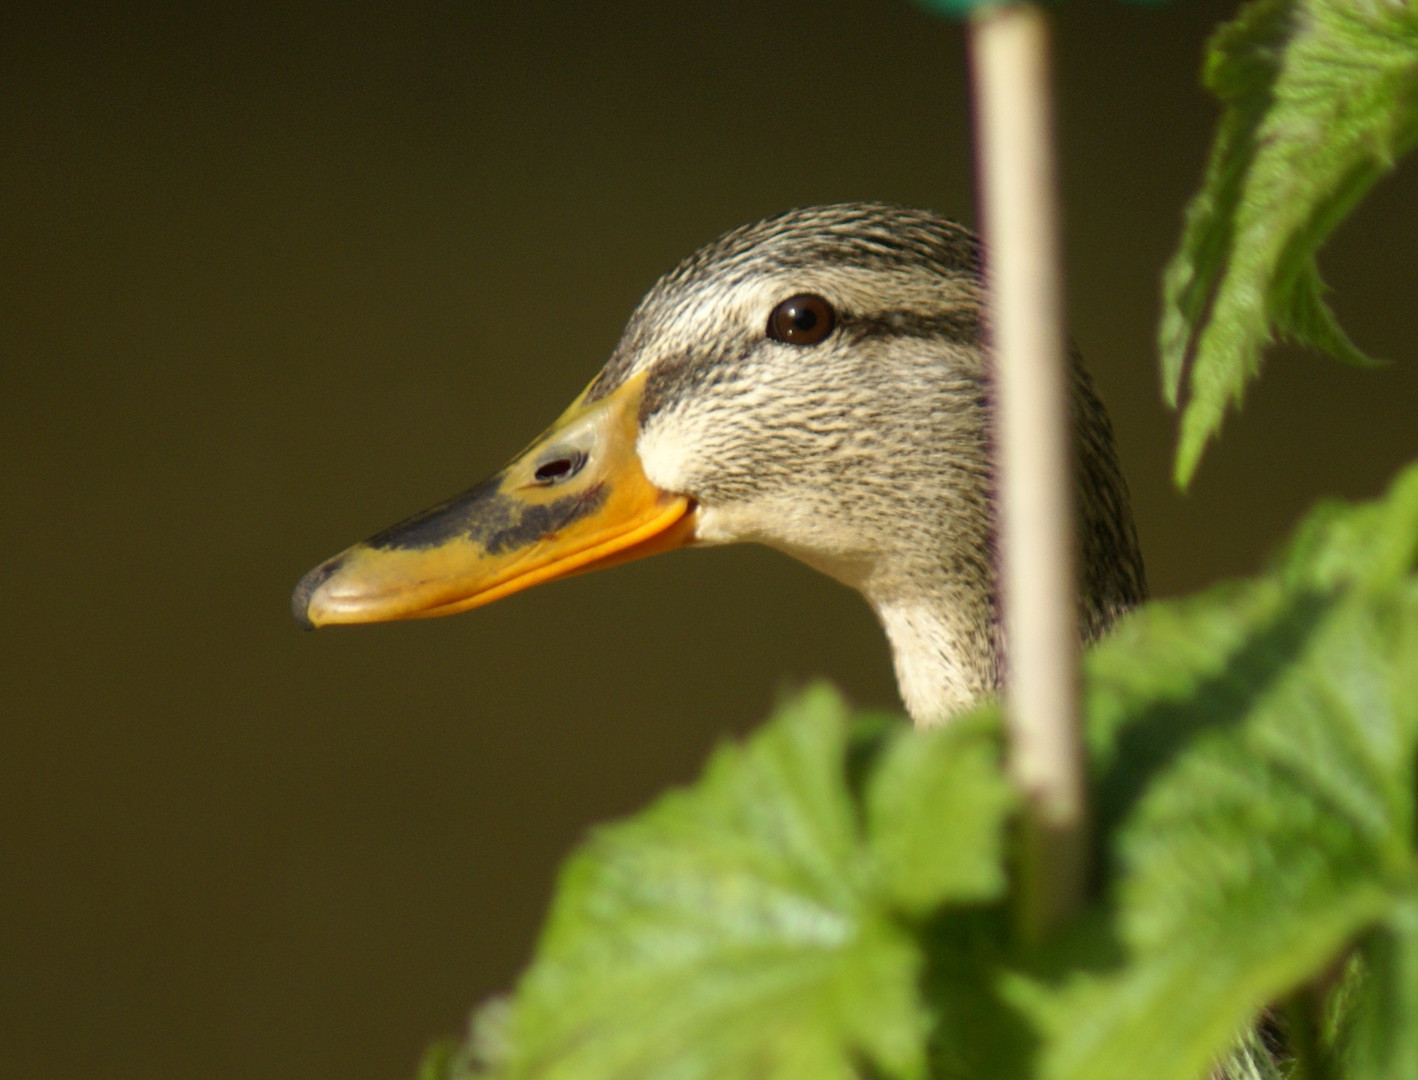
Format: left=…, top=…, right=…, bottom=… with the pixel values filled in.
left=867, top=574, right=1002, bottom=728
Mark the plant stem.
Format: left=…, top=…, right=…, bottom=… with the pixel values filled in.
left=969, top=1, right=1087, bottom=940
left=1284, top=988, right=1335, bottom=1080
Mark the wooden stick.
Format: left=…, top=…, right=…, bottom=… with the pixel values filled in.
left=970, top=1, right=1087, bottom=938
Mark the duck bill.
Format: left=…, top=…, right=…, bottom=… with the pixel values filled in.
left=293, top=372, right=695, bottom=628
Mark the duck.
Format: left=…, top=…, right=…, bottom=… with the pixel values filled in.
left=292, top=203, right=1146, bottom=726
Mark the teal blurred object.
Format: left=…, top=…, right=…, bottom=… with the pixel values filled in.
left=908, top=0, right=1164, bottom=18
left=906, top=0, right=1018, bottom=16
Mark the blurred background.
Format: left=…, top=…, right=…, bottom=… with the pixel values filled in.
left=3, top=1, right=1415, bottom=1077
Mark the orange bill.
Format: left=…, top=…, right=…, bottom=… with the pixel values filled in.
left=292, top=371, right=695, bottom=628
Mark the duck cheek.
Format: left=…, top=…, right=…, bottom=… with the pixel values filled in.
left=634, top=412, right=703, bottom=498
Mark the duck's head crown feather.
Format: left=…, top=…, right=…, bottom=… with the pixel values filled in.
left=586, top=203, right=982, bottom=405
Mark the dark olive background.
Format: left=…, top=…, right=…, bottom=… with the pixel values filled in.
left=3, top=2, right=1415, bottom=1078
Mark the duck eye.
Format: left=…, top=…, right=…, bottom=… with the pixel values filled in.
left=533, top=452, right=586, bottom=484
left=767, top=293, right=836, bottom=346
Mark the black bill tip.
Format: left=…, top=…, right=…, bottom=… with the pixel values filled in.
left=291, top=556, right=343, bottom=630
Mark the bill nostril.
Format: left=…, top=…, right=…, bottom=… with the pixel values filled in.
left=534, top=451, right=587, bottom=485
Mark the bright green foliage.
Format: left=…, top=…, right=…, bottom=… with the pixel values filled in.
left=866, top=711, right=1015, bottom=915
left=1016, top=465, right=1418, bottom=1080
left=420, top=464, right=1418, bottom=1080
left=466, top=687, right=1014, bottom=1080
left=1160, top=0, right=1418, bottom=485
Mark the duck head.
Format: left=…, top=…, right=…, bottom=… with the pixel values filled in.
left=293, top=203, right=1144, bottom=724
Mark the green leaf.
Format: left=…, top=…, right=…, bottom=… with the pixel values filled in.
left=416, top=997, right=515, bottom=1080
left=1160, top=0, right=1418, bottom=486
left=1338, top=892, right=1418, bottom=1080
left=494, top=683, right=1015, bottom=1080
left=1273, top=461, right=1418, bottom=593
left=415, top=1041, right=465, bottom=1080
left=1016, top=463, right=1418, bottom=1080
left=866, top=712, right=1016, bottom=916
